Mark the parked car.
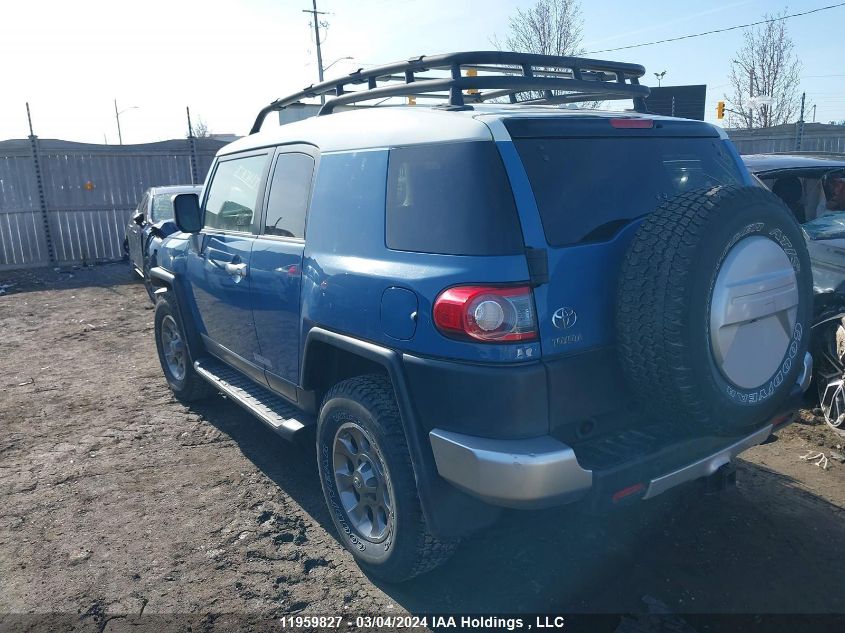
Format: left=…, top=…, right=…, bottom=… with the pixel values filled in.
left=743, top=153, right=845, bottom=426
left=147, top=52, right=813, bottom=582
left=124, top=185, right=202, bottom=300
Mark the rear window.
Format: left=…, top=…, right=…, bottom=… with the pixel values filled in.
left=386, top=142, right=524, bottom=256
left=513, top=137, right=744, bottom=246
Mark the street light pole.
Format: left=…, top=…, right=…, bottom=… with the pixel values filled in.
left=114, top=99, right=123, bottom=145
left=323, top=56, right=353, bottom=72
left=653, top=70, right=667, bottom=87
left=114, top=100, right=139, bottom=145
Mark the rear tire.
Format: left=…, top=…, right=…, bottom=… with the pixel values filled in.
left=316, top=374, right=457, bottom=582
left=154, top=297, right=213, bottom=402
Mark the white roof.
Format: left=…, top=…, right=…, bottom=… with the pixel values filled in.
left=221, top=107, right=492, bottom=155
left=220, top=104, right=726, bottom=156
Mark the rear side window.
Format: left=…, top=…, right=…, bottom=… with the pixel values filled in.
left=204, top=154, right=268, bottom=232
left=151, top=194, right=174, bottom=222
left=513, top=137, right=744, bottom=246
left=264, top=152, right=315, bottom=239
left=386, top=142, right=524, bottom=256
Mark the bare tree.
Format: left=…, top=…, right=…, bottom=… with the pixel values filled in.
left=493, top=0, right=604, bottom=107
left=189, top=117, right=211, bottom=138
left=499, top=0, right=584, bottom=57
left=725, top=11, right=802, bottom=129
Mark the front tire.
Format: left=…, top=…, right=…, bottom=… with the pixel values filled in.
left=154, top=297, right=213, bottom=402
left=316, top=374, right=457, bottom=582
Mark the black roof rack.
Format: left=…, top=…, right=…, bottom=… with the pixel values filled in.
left=250, top=50, right=650, bottom=134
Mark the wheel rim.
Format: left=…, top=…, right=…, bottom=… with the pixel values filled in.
left=710, top=235, right=799, bottom=389
left=818, top=321, right=845, bottom=428
left=160, top=315, right=187, bottom=381
left=332, top=422, right=394, bottom=543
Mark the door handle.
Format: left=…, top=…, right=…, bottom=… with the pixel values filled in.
left=224, top=262, right=248, bottom=278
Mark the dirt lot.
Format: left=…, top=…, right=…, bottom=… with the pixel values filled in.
left=2, top=263, right=845, bottom=631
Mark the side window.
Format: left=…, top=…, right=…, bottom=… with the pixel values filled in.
left=264, top=153, right=315, bottom=238
left=386, top=142, right=524, bottom=255
left=151, top=194, right=174, bottom=222
left=203, top=154, right=268, bottom=232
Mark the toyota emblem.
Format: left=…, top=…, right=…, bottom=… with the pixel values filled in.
left=552, top=307, right=577, bottom=330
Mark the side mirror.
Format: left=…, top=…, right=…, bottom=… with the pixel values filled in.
left=173, top=193, right=202, bottom=233
left=132, top=211, right=144, bottom=226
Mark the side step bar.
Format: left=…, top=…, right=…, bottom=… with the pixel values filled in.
left=194, top=357, right=312, bottom=440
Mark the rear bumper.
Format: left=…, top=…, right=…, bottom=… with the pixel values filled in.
left=428, top=431, right=592, bottom=508
left=428, top=351, right=812, bottom=509
left=641, top=424, right=771, bottom=499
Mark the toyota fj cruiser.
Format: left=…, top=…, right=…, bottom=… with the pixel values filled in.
left=149, top=52, right=814, bottom=582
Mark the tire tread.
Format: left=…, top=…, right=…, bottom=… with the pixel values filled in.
left=322, top=374, right=457, bottom=581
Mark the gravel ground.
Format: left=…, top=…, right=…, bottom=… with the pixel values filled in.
left=2, top=263, right=845, bottom=632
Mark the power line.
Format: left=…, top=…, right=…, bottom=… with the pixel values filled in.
left=585, top=2, right=845, bottom=55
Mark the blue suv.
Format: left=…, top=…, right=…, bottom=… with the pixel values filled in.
left=149, top=52, right=814, bottom=581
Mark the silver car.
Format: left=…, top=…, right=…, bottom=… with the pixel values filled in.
left=744, top=153, right=845, bottom=428
left=124, top=185, right=202, bottom=300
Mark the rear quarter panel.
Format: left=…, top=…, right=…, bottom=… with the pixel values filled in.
left=301, top=148, right=539, bottom=364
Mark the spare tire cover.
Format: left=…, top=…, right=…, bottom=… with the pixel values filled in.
left=617, top=185, right=812, bottom=434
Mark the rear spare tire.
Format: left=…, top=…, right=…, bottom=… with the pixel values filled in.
left=617, top=185, right=812, bottom=434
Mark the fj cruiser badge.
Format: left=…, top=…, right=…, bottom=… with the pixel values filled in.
left=552, top=307, right=577, bottom=330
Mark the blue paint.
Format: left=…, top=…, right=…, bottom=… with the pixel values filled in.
left=250, top=236, right=304, bottom=385
left=157, top=128, right=751, bottom=393
left=381, top=287, right=419, bottom=341
left=187, top=232, right=260, bottom=363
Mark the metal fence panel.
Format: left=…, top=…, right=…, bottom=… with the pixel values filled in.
left=0, top=152, right=48, bottom=270
left=0, top=138, right=225, bottom=270
left=727, top=124, right=845, bottom=155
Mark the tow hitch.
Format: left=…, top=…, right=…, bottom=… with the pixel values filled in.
left=704, top=462, right=737, bottom=494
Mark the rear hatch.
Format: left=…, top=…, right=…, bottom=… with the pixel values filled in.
left=503, top=116, right=749, bottom=443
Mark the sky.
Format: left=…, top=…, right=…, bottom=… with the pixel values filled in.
left=2, top=0, right=843, bottom=144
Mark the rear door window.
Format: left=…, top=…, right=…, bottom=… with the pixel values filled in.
left=203, top=154, right=269, bottom=232
left=386, top=141, right=524, bottom=256
left=513, top=137, right=744, bottom=246
left=264, top=152, right=315, bottom=239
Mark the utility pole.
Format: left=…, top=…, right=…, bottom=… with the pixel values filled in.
left=302, top=0, right=328, bottom=104
left=812, top=103, right=817, bottom=123
left=795, top=91, right=806, bottom=151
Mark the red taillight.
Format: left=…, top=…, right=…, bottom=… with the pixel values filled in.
left=609, top=118, right=654, bottom=129
left=433, top=285, right=537, bottom=343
